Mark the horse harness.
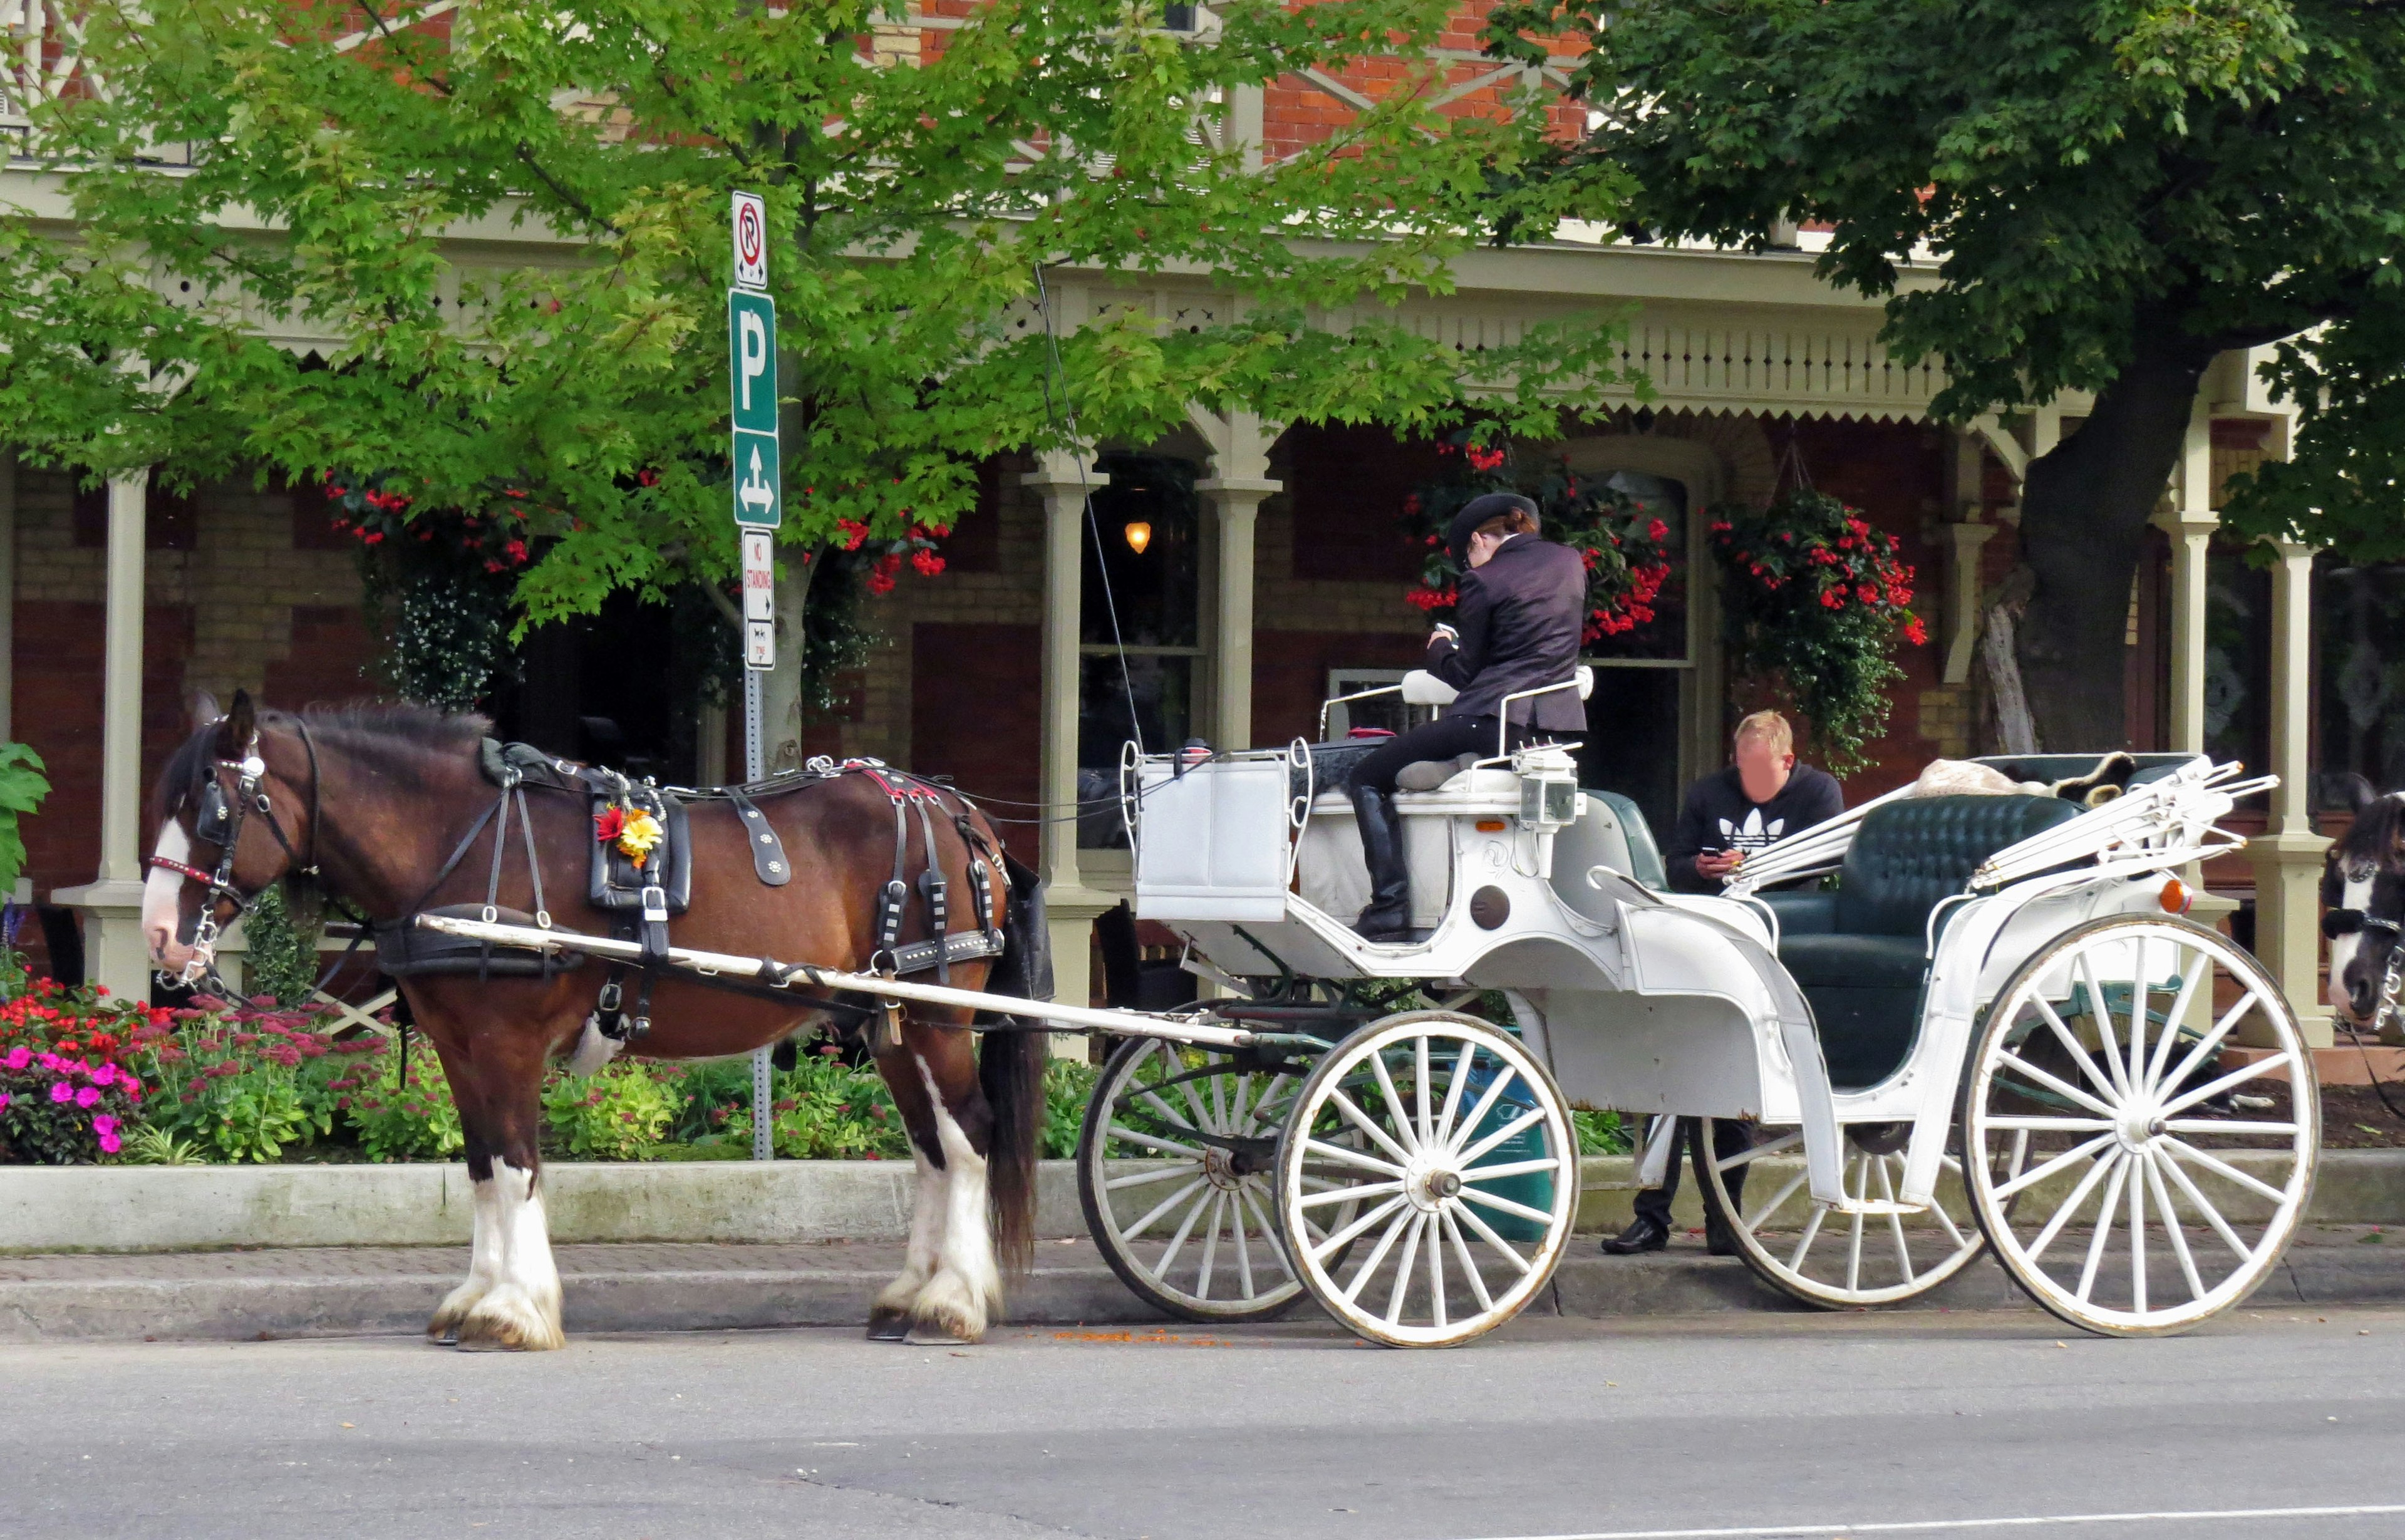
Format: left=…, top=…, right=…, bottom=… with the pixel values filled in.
left=373, top=745, right=1007, bottom=1046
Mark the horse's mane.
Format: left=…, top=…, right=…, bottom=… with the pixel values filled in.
left=2335, top=788, right=2405, bottom=876
left=152, top=700, right=492, bottom=824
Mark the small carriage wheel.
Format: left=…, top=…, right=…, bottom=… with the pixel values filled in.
left=1273, top=1010, right=1578, bottom=1348
left=1077, top=1035, right=1320, bottom=1323
left=1958, top=915, right=2320, bottom=1337
left=1697, top=1118, right=1988, bottom=1309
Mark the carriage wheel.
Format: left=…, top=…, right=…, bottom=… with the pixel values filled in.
left=1959, top=915, right=2319, bottom=1337
left=1273, top=1010, right=1578, bottom=1348
left=1077, top=1036, right=1319, bottom=1323
left=1697, top=1119, right=1989, bottom=1308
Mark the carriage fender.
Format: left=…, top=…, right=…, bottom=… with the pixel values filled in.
left=1621, top=905, right=1848, bottom=1207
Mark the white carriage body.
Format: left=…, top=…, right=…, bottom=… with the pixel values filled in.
left=1132, top=740, right=2272, bottom=1211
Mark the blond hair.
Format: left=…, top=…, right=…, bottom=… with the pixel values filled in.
left=1733, top=710, right=1794, bottom=756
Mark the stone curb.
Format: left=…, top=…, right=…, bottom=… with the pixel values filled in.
left=3, top=1242, right=2399, bottom=1344
left=11, top=1150, right=2405, bottom=1255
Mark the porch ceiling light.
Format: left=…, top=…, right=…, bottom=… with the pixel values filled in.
left=1123, top=520, right=1152, bottom=555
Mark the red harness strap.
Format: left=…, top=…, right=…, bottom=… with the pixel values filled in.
left=147, top=855, right=216, bottom=886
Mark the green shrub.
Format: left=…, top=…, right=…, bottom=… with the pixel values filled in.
left=140, top=1003, right=343, bottom=1162
left=758, top=1045, right=912, bottom=1160
left=238, top=882, right=324, bottom=1009
left=1040, top=1058, right=1097, bottom=1159
left=544, top=1060, right=680, bottom=1160
left=339, top=1035, right=464, bottom=1162
left=1573, top=1106, right=1632, bottom=1155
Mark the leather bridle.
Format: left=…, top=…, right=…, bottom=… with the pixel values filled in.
left=147, top=716, right=325, bottom=988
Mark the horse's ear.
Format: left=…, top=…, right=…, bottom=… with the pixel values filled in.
left=189, top=691, right=220, bottom=730
left=2344, top=773, right=2379, bottom=816
left=220, top=689, right=257, bottom=757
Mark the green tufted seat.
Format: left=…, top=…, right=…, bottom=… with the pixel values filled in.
left=1759, top=793, right=2082, bottom=1090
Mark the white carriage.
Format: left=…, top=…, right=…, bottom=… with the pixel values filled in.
left=1078, top=670, right=2321, bottom=1345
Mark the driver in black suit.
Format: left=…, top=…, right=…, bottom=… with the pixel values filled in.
left=1345, top=492, right=1587, bottom=940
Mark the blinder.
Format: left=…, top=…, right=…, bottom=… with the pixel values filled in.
left=194, top=780, right=235, bottom=847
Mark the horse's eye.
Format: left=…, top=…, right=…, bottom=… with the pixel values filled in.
left=2324, top=909, right=2367, bottom=940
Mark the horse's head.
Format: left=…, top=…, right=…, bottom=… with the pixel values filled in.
left=2322, top=775, right=2405, bottom=1025
left=143, top=690, right=319, bottom=981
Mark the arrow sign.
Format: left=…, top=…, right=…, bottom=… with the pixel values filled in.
left=727, top=289, right=780, bottom=529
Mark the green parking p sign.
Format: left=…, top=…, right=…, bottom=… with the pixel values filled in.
left=728, top=289, right=780, bottom=527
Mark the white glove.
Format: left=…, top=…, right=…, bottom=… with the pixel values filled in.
left=1430, top=623, right=1459, bottom=644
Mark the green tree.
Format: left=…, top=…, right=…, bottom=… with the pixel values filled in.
left=1, top=0, right=1633, bottom=678
left=1487, top=0, right=2405, bottom=749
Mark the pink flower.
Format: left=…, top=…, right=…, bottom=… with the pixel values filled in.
left=75, top=1086, right=101, bottom=1108
left=0, top=1092, right=9, bottom=1110
left=98, top=1132, right=122, bottom=1155
left=92, top=1115, right=116, bottom=1137
left=3, top=1046, right=27, bottom=1070
left=49, top=1082, right=74, bottom=1103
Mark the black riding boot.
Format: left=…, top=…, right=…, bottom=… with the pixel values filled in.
left=1349, top=783, right=1414, bottom=940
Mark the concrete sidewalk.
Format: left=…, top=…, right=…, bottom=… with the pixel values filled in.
left=4, top=1226, right=2402, bottom=1343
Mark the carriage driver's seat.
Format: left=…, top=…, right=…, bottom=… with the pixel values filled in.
left=1758, top=793, right=2081, bottom=1090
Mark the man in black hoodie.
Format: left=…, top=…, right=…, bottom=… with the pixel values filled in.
left=1345, top=491, right=1586, bottom=940
left=1604, top=710, right=1844, bottom=1254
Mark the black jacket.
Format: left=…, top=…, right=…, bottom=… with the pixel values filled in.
left=1425, top=534, right=1587, bottom=731
left=1663, top=763, right=1846, bottom=892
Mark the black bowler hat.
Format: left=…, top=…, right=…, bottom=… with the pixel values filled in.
left=1447, top=492, right=1541, bottom=567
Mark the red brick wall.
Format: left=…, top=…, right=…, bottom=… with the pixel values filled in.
left=12, top=601, right=196, bottom=899
left=1281, top=423, right=1447, bottom=584
left=262, top=605, right=378, bottom=709
left=911, top=622, right=1042, bottom=817
left=1252, top=628, right=1428, bottom=747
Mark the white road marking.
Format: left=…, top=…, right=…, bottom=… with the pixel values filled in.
left=1456, top=1504, right=2405, bottom=1540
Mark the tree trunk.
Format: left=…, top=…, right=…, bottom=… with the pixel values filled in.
left=2014, top=338, right=2215, bottom=750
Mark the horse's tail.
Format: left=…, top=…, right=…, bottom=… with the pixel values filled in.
left=980, top=851, right=1054, bottom=1277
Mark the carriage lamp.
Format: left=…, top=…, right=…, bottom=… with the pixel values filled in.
left=2159, top=876, right=2194, bottom=914
left=1123, top=520, right=1152, bottom=554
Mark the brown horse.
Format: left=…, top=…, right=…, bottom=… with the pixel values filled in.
left=2324, top=776, right=2405, bottom=1025
left=140, top=691, right=1045, bottom=1351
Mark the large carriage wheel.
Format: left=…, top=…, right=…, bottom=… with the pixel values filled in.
left=1077, top=1036, right=1320, bottom=1322
left=1273, top=1011, right=1578, bottom=1348
left=1697, top=1118, right=1988, bottom=1308
left=1959, top=914, right=2319, bottom=1337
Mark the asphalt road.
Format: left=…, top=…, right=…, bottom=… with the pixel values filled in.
left=5, top=1307, right=2403, bottom=1540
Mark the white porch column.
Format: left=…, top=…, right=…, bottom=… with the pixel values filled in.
left=2155, top=398, right=2220, bottom=754
left=53, top=468, right=153, bottom=1000
left=2243, top=539, right=2333, bottom=1048
left=1195, top=475, right=1275, bottom=751
left=1020, top=455, right=1119, bottom=1035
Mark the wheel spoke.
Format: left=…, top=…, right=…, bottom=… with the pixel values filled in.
left=1384, top=1214, right=1428, bottom=1325
left=2143, top=950, right=2209, bottom=1094
left=2125, top=941, right=2154, bottom=1095
left=1328, top=1087, right=1416, bottom=1169
left=1715, top=1127, right=1802, bottom=1173
left=2153, top=1141, right=2255, bottom=1261
left=1744, top=1169, right=1809, bottom=1234
left=1844, top=1155, right=1868, bottom=1294
left=1194, top=1192, right=1226, bottom=1301
left=1996, top=1048, right=2119, bottom=1120
left=1457, top=1099, right=1543, bottom=1167
left=2157, top=1054, right=2287, bottom=1119
left=1440, top=1207, right=1496, bottom=1312
left=1878, top=1157, right=1915, bottom=1286
left=1124, top=1176, right=1210, bottom=1240
left=1414, top=1036, right=1433, bottom=1148
left=2160, top=1136, right=2290, bottom=1204
left=1338, top=1199, right=1419, bottom=1306
left=1461, top=1156, right=1561, bottom=1182
left=1241, top=1184, right=1298, bottom=1284
left=2030, top=995, right=2120, bottom=1103
left=1155, top=1181, right=1218, bottom=1280
left=1368, top=1048, right=1420, bottom=1155
left=1313, top=1193, right=1410, bottom=1263
left=2076, top=957, right=2133, bottom=1101
left=1446, top=1065, right=1518, bottom=1157
left=1301, top=1137, right=1407, bottom=1178
left=1232, top=1187, right=1257, bottom=1299
left=1929, top=1158, right=1972, bottom=1248
left=2074, top=1155, right=2132, bottom=1305
left=1446, top=1195, right=1535, bottom=1277
left=1107, top=1126, right=1208, bottom=1160
left=2158, top=991, right=2261, bottom=1100
left=1296, top=1179, right=1405, bottom=1209
left=2126, top=1149, right=2148, bottom=1315
left=1982, top=1115, right=2116, bottom=1132
left=1786, top=1202, right=1831, bottom=1272
left=2161, top=1119, right=2299, bottom=1137
left=1434, top=1037, right=1477, bottom=1148
left=1105, top=1163, right=1204, bottom=1192
left=2027, top=1149, right=2123, bottom=1263
left=1457, top=1185, right=1554, bottom=1226
left=1426, top=1208, right=1449, bottom=1331
left=2143, top=1152, right=2206, bottom=1302
left=1992, top=1132, right=2119, bottom=1202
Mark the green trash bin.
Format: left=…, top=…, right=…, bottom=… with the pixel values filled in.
left=1460, top=1055, right=1556, bottom=1243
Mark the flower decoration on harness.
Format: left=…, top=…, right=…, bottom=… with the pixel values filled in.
left=593, top=802, right=665, bottom=869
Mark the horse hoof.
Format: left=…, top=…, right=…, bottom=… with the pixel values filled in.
left=904, top=1326, right=975, bottom=1346
left=866, top=1310, right=911, bottom=1342
left=454, top=1289, right=566, bottom=1352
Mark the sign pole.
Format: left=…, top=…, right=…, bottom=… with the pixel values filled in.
left=731, top=189, right=780, bottom=1162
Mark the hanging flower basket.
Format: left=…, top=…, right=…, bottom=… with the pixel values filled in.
left=1402, top=431, right=1680, bottom=645
left=1710, top=488, right=1927, bottom=775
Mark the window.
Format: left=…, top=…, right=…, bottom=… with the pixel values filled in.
left=1079, top=453, right=1202, bottom=846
